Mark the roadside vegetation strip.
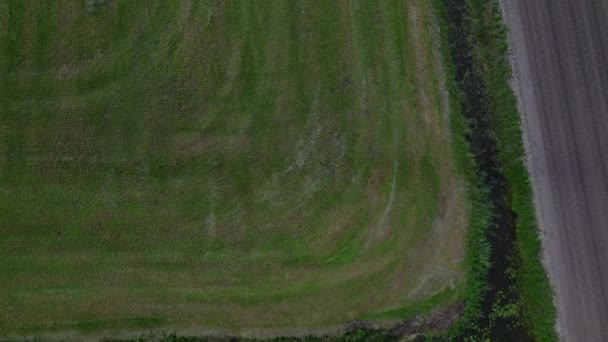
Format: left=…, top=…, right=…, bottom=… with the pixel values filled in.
left=432, top=0, right=557, bottom=340
left=429, top=0, right=493, bottom=339
left=466, top=1, right=557, bottom=340
left=1, top=0, right=467, bottom=336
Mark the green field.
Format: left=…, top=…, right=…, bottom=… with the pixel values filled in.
left=0, top=0, right=468, bottom=336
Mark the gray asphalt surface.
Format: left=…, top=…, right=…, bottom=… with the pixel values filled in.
left=502, top=0, right=608, bottom=340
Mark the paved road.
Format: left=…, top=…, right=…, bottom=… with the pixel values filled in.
left=502, top=0, right=608, bottom=340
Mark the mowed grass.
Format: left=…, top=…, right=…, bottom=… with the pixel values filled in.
left=0, top=0, right=468, bottom=336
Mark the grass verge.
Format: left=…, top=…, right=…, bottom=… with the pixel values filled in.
left=465, top=1, right=557, bottom=340
left=432, top=0, right=557, bottom=340
left=429, top=0, right=493, bottom=339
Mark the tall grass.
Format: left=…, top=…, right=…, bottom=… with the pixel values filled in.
left=465, top=1, right=557, bottom=340
left=429, top=0, right=493, bottom=339
left=432, top=0, right=557, bottom=340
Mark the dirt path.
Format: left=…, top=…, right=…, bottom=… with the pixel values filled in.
left=502, top=0, right=608, bottom=340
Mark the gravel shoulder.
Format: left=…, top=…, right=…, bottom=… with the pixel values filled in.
left=502, top=0, right=608, bottom=340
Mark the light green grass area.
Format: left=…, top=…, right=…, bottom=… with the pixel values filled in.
left=0, top=0, right=468, bottom=336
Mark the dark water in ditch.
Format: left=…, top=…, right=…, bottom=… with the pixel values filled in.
left=440, top=0, right=533, bottom=340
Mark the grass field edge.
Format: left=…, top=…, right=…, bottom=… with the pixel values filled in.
left=427, top=0, right=494, bottom=339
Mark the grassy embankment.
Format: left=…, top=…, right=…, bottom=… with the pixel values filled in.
left=0, top=0, right=467, bottom=337
left=432, top=0, right=557, bottom=340
left=428, top=0, right=493, bottom=339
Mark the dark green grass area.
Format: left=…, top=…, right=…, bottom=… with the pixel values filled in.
left=428, top=1, right=494, bottom=339
left=465, top=1, right=557, bottom=339
left=105, top=330, right=401, bottom=342
left=430, top=0, right=557, bottom=340
left=0, top=0, right=468, bottom=337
